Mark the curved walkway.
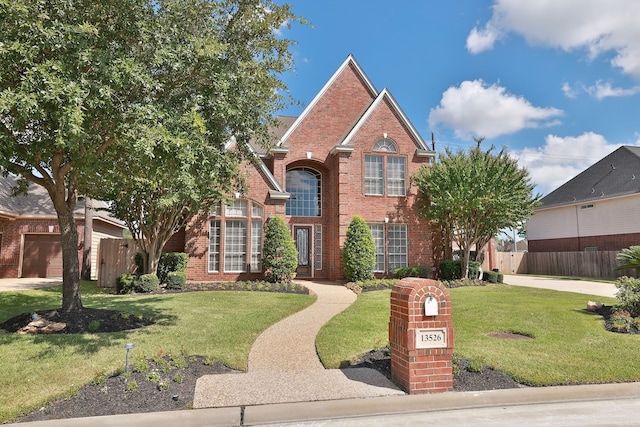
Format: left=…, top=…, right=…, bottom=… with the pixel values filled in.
left=193, top=281, right=404, bottom=408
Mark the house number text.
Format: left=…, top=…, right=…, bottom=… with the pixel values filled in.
left=415, top=328, right=447, bottom=349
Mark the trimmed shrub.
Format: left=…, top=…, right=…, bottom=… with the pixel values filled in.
left=392, top=266, right=433, bottom=279
left=262, top=215, right=298, bottom=283
left=135, top=274, right=159, bottom=293
left=439, top=260, right=481, bottom=280
left=166, top=271, right=187, bottom=290
left=497, top=273, right=504, bottom=283
left=158, top=252, right=189, bottom=284
left=482, top=271, right=499, bottom=283
left=116, top=273, right=136, bottom=294
left=439, top=260, right=461, bottom=280
left=615, top=276, right=640, bottom=317
left=342, top=215, right=376, bottom=281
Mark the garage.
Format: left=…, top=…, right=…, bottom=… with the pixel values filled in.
left=22, top=234, right=63, bottom=278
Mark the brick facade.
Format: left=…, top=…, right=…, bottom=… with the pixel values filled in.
left=179, top=55, right=436, bottom=282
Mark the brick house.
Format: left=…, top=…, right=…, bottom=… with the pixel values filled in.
left=528, top=146, right=640, bottom=252
left=176, top=55, right=436, bottom=281
left=0, top=174, right=126, bottom=279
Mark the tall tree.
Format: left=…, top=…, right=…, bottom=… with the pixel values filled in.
left=0, top=0, right=300, bottom=309
left=413, top=143, right=540, bottom=278
left=0, top=0, right=153, bottom=311
left=88, top=0, right=299, bottom=275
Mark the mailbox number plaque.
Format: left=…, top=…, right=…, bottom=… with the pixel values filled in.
left=416, top=328, right=447, bottom=349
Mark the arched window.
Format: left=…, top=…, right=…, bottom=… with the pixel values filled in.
left=373, top=138, right=397, bottom=153
left=286, top=168, right=321, bottom=217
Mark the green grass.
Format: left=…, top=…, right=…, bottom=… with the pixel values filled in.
left=0, top=282, right=314, bottom=423
left=317, top=285, right=640, bottom=386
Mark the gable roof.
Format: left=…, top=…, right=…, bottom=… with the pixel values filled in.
left=539, top=146, right=640, bottom=208
left=337, top=87, right=432, bottom=155
left=0, top=174, right=125, bottom=227
left=276, top=54, right=378, bottom=149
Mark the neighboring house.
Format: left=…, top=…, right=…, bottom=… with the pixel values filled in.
left=0, top=175, right=126, bottom=279
left=174, top=55, right=437, bottom=281
left=527, top=146, right=640, bottom=252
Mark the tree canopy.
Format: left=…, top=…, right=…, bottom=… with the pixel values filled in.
left=85, top=0, right=300, bottom=275
left=413, top=143, right=540, bottom=278
left=0, top=0, right=299, bottom=309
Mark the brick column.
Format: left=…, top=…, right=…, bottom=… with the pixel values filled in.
left=389, top=278, right=454, bottom=393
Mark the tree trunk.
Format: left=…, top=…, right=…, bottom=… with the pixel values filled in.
left=81, top=197, right=93, bottom=281
left=461, top=246, right=471, bottom=279
left=57, top=203, right=83, bottom=312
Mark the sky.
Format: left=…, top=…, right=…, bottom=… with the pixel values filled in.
left=274, top=0, right=640, bottom=196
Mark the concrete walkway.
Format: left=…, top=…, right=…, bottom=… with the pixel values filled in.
left=503, top=274, right=617, bottom=298
left=0, top=277, right=61, bottom=292
left=193, top=281, right=404, bottom=408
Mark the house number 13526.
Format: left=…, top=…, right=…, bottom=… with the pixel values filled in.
left=415, top=328, right=447, bottom=349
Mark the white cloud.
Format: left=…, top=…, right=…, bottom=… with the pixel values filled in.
left=466, top=23, right=502, bottom=54
left=584, top=81, right=640, bottom=100
left=511, top=132, right=635, bottom=195
left=468, top=0, right=640, bottom=77
left=429, top=80, right=563, bottom=139
left=562, top=82, right=578, bottom=99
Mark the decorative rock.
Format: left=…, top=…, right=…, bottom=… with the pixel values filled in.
left=587, top=301, right=604, bottom=311
left=17, top=319, right=67, bottom=334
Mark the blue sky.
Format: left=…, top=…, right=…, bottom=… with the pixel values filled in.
left=275, top=0, right=640, bottom=196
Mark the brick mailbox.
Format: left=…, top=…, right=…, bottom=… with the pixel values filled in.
left=389, top=278, right=454, bottom=393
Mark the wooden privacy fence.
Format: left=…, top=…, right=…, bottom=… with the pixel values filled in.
left=495, top=251, right=637, bottom=279
left=97, top=238, right=138, bottom=288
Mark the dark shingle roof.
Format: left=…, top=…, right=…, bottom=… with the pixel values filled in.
left=0, top=174, right=124, bottom=226
left=248, top=115, right=298, bottom=156
left=539, top=146, right=640, bottom=208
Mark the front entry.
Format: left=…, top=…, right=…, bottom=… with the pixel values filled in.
left=294, top=226, right=312, bottom=278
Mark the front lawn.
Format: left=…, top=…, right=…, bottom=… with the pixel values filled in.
left=0, top=282, right=314, bottom=423
left=317, top=285, right=640, bottom=386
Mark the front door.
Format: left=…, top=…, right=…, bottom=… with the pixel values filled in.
left=294, top=226, right=312, bottom=278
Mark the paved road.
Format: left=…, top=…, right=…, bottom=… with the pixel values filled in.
left=259, top=398, right=640, bottom=427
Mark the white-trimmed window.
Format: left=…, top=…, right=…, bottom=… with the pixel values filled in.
left=387, top=157, right=406, bottom=196
left=369, top=224, right=385, bottom=272
left=209, top=199, right=266, bottom=274
left=251, top=221, right=263, bottom=272
left=388, top=224, right=408, bottom=269
left=252, top=204, right=263, bottom=218
left=225, top=199, right=247, bottom=217
left=364, top=139, right=406, bottom=196
left=364, top=155, right=384, bottom=195
left=286, top=168, right=322, bottom=217
left=224, top=220, right=247, bottom=272
left=209, top=220, right=221, bottom=272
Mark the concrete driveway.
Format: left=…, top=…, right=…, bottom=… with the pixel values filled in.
left=0, top=278, right=62, bottom=292
left=503, top=274, right=617, bottom=298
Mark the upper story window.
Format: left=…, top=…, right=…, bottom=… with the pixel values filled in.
left=225, top=199, right=247, bottom=217
left=286, top=168, right=321, bottom=217
left=365, top=139, right=406, bottom=196
left=373, top=138, right=397, bottom=153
